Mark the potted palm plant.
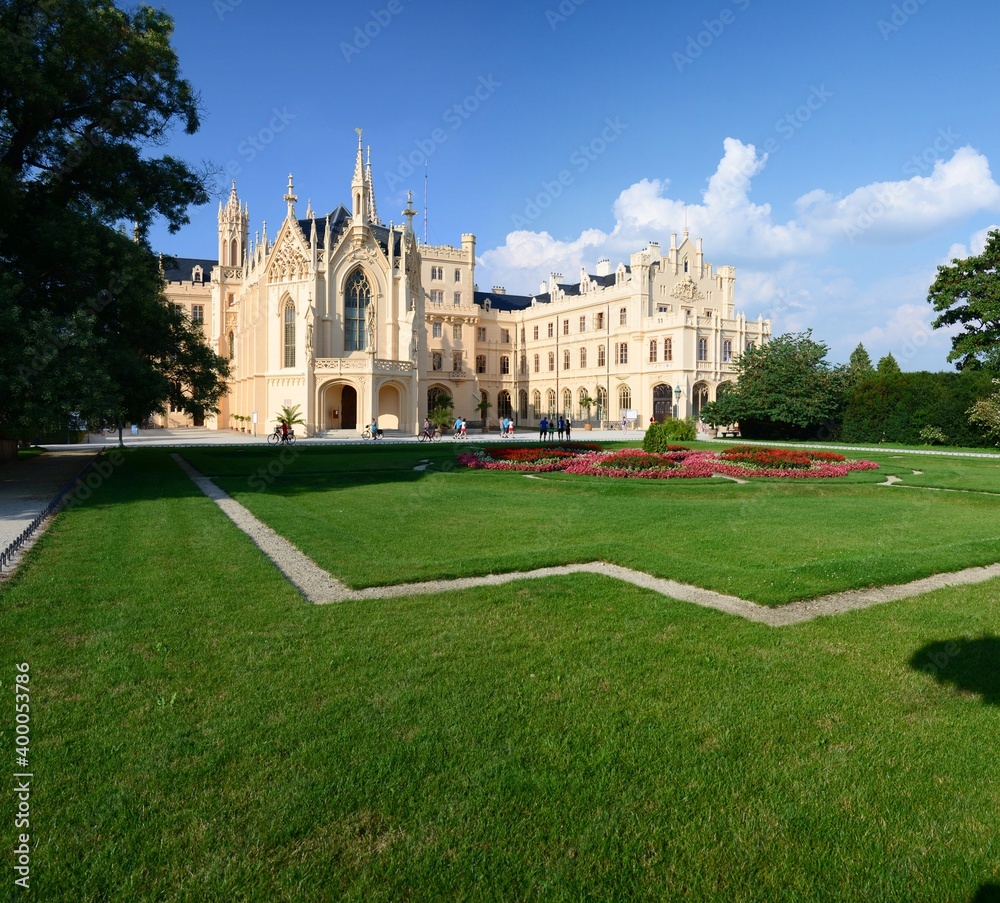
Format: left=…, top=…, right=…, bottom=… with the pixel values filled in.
left=475, top=395, right=492, bottom=433
left=275, top=404, right=306, bottom=438
left=579, top=394, right=596, bottom=430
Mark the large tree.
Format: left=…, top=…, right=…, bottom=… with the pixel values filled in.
left=0, top=0, right=227, bottom=434
left=701, top=331, right=845, bottom=438
left=928, top=228, right=1000, bottom=370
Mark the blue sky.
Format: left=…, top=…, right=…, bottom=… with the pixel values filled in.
left=148, top=0, right=1000, bottom=371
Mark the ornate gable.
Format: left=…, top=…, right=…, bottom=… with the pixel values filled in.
left=267, top=231, right=310, bottom=281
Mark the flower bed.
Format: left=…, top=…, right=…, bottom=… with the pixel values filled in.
left=458, top=444, right=878, bottom=479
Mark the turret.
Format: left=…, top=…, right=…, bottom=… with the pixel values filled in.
left=218, top=181, right=249, bottom=269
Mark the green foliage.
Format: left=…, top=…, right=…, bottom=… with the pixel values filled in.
left=0, top=0, right=226, bottom=431
left=928, top=228, right=1000, bottom=369
left=841, top=369, right=997, bottom=446
left=967, top=378, right=1000, bottom=444
left=275, top=405, right=305, bottom=428
left=428, top=396, right=455, bottom=430
left=877, top=353, right=901, bottom=375
left=918, top=426, right=948, bottom=445
left=700, top=331, right=843, bottom=438
left=848, top=343, right=875, bottom=375
left=643, top=418, right=696, bottom=450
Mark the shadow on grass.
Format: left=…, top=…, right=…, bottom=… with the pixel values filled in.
left=909, top=637, right=1000, bottom=705
left=972, top=884, right=1000, bottom=903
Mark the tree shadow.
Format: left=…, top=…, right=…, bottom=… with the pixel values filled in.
left=971, top=883, right=1000, bottom=903
left=909, top=636, right=1000, bottom=705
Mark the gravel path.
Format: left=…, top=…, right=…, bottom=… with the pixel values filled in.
left=173, top=454, right=1000, bottom=626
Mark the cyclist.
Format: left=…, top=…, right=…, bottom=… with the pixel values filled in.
left=370, top=419, right=383, bottom=440
left=421, top=418, right=433, bottom=440
left=280, top=421, right=289, bottom=443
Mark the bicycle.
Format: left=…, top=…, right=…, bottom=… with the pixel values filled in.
left=267, top=427, right=295, bottom=446
left=361, top=426, right=383, bottom=440
left=418, top=427, right=442, bottom=442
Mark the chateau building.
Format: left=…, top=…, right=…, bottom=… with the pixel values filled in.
left=161, top=135, right=770, bottom=434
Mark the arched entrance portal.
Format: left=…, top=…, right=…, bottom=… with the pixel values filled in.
left=377, top=383, right=401, bottom=430
left=692, top=382, right=710, bottom=422
left=652, top=384, right=672, bottom=422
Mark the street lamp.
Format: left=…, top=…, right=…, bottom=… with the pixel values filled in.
left=674, top=384, right=682, bottom=419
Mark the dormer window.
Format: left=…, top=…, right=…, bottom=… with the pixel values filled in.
left=192, top=266, right=203, bottom=283
left=683, top=258, right=689, bottom=273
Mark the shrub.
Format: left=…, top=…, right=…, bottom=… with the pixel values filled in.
left=644, top=419, right=696, bottom=451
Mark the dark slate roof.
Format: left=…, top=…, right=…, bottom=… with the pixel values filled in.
left=161, top=255, right=217, bottom=284
left=294, top=206, right=403, bottom=257
left=473, top=290, right=536, bottom=312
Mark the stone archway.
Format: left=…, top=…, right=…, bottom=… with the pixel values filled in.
left=377, top=383, right=402, bottom=430
left=322, top=382, right=358, bottom=430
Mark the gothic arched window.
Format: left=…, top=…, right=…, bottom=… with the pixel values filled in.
left=282, top=301, right=295, bottom=368
left=345, top=268, right=372, bottom=352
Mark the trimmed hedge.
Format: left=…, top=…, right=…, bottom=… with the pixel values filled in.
left=644, top=418, right=696, bottom=451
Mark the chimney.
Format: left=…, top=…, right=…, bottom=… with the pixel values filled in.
left=491, top=285, right=506, bottom=295
left=595, top=258, right=611, bottom=276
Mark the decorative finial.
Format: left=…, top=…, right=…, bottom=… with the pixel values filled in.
left=284, top=173, right=297, bottom=216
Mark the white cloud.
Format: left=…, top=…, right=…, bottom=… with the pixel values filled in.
left=478, top=140, right=1000, bottom=294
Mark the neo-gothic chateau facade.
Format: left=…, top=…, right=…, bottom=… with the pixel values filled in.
left=161, top=134, right=770, bottom=435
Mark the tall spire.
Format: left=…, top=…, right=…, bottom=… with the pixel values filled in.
left=365, top=145, right=380, bottom=225
left=402, top=189, right=417, bottom=235
left=351, top=128, right=369, bottom=227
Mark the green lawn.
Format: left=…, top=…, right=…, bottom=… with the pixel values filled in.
left=181, top=444, right=1000, bottom=606
left=2, top=445, right=999, bottom=901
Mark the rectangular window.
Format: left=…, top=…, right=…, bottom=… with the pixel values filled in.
left=722, top=339, right=733, bottom=362
left=563, top=319, right=569, bottom=336
left=580, top=347, right=587, bottom=368
left=192, top=305, right=204, bottom=323
left=453, top=351, right=463, bottom=371
left=476, top=355, right=486, bottom=373
left=533, top=326, right=539, bottom=340
left=596, top=312, right=604, bottom=329
left=432, top=352, right=442, bottom=371
left=617, top=343, right=628, bottom=365
left=432, top=322, right=442, bottom=338
left=453, top=292, right=462, bottom=305
left=597, top=346, right=606, bottom=367
left=619, top=308, right=628, bottom=326
left=501, top=356, right=510, bottom=374
left=664, top=338, right=673, bottom=362
left=547, top=322, right=554, bottom=338
left=698, top=337, right=708, bottom=361
left=477, top=327, right=486, bottom=341
left=453, top=324, right=462, bottom=340
left=431, top=266, right=443, bottom=280
left=563, top=349, right=570, bottom=370
left=430, top=290, right=444, bottom=303
left=579, top=316, right=586, bottom=332
left=649, top=339, right=657, bottom=363
left=533, top=354, right=540, bottom=373
left=501, top=328, right=510, bottom=343
left=454, top=268, right=461, bottom=282
left=548, top=352, right=555, bottom=371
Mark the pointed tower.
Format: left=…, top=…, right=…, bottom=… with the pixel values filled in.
left=365, top=145, right=380, bottom=225
left=218, top=181, right=249, bottom=269
left=351, top=128, right=369, bottom=229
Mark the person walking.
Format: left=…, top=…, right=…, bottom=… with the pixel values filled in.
left=557, top=417, right=565, bottom=441
left=539, top=416, right=548, bottom=440
left=565, top=418, right=572, bottom=441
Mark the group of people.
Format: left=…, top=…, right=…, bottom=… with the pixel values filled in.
left=538, top=416, right=572, bottom=441
left=453, top=416, right=467, bottom=438
left=500, top=416, right=514, bottom=438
